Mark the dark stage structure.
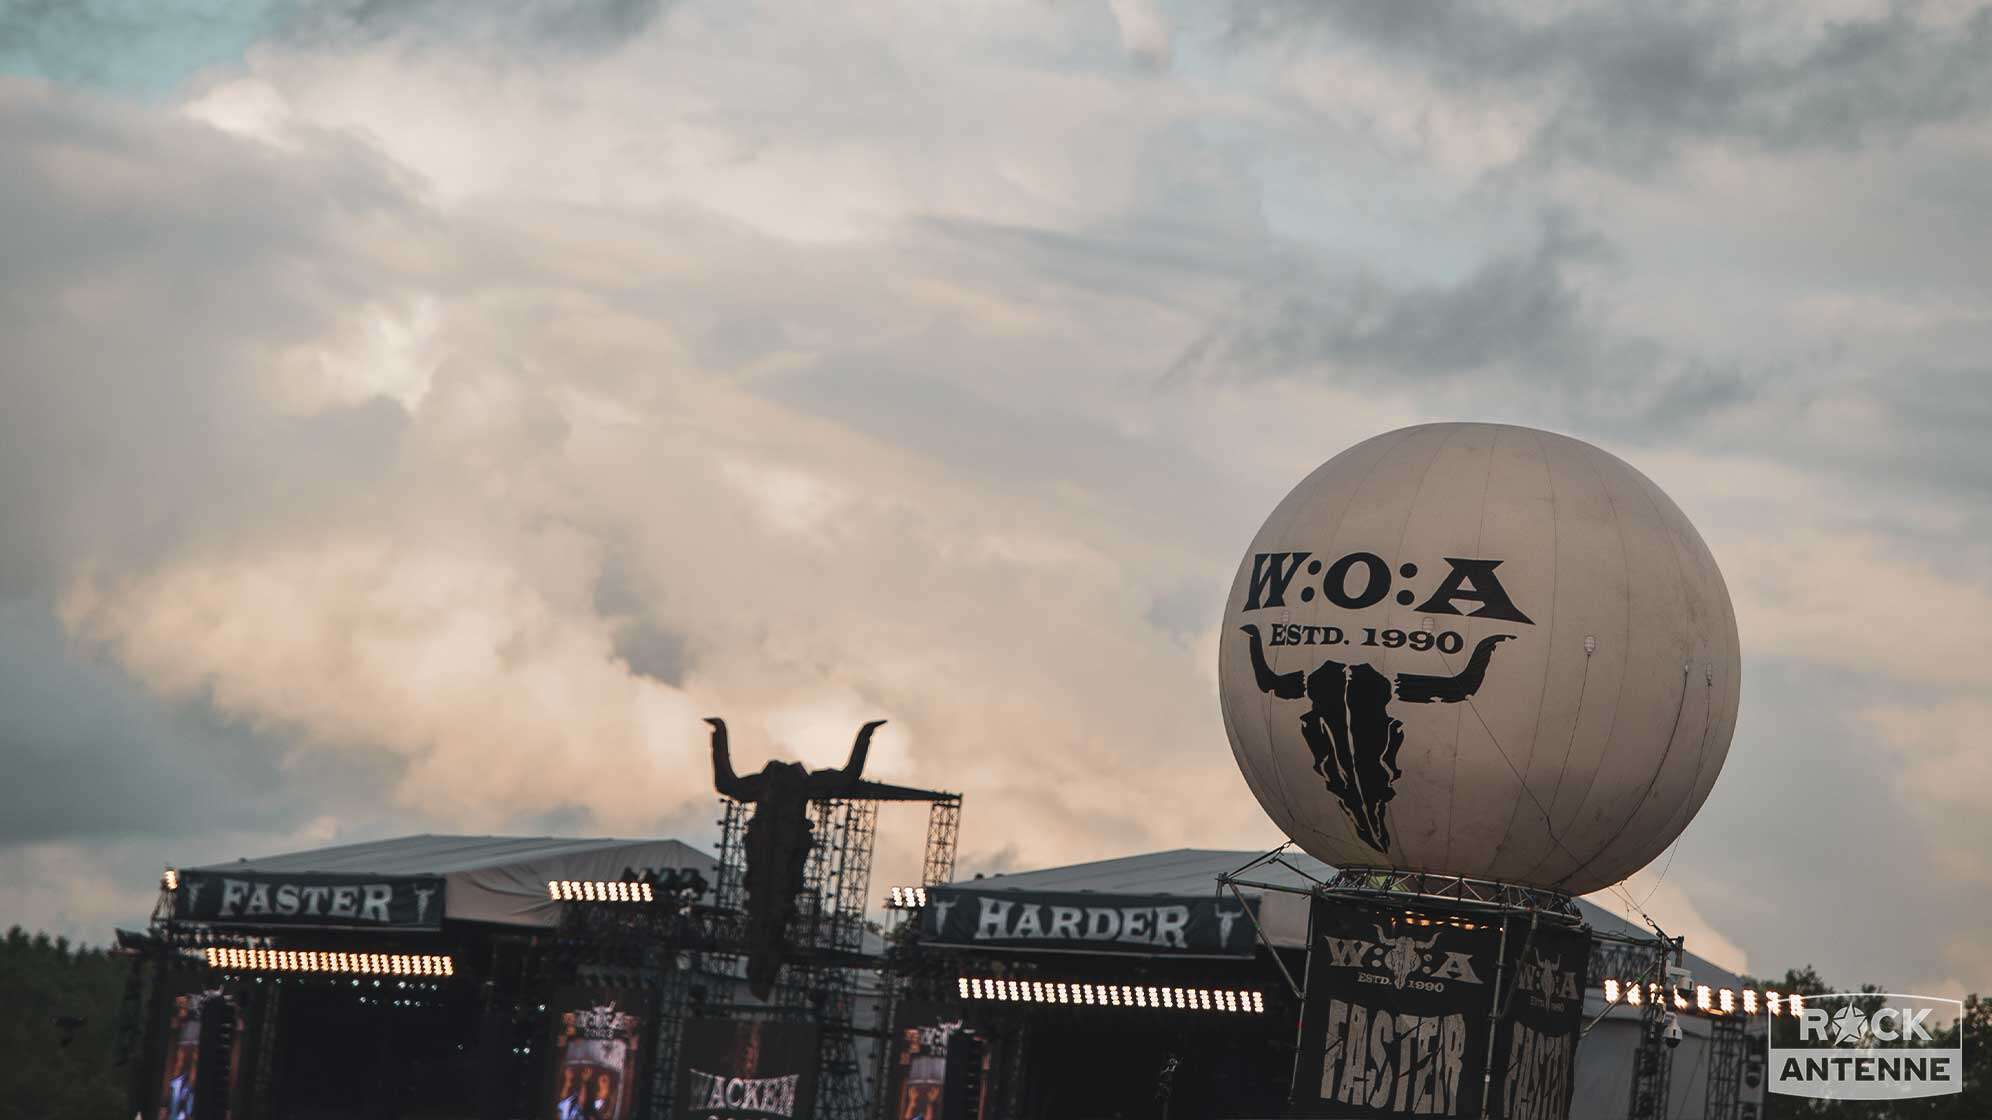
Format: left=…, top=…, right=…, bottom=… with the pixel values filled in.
left=120, top=721, right=964, bottom=1120
left=119, top=764, right=1769, bottom=1119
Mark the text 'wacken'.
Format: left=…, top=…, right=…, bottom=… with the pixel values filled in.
left=684, top=1070, right=801, bottom=1118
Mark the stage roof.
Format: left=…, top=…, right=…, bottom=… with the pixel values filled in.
left=956, top=847, right=1333, bottom=897
left=952, top=847, right=1744, bottom=988
left=189, top=834, right=715, bottom=929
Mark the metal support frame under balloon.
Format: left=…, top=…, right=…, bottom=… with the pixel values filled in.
left=1318, top=865, right=1587, bottom=924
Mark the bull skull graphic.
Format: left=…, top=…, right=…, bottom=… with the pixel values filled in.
left=1375, top=924, right=1441, bottom=990
left=1240, top=625, right=1514, bottom=853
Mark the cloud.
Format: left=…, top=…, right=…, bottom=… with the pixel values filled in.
left=1237, top=1, right=1992, bottom=174
left=1167, top=214, right=1755, bottom=437
left=280, top=0, right=673, bottom=53
left=1, top=0, right=1989, bottom=1001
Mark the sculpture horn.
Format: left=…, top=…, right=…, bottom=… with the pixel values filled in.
left=840, top=720, right=887, bottom=779
left=706, top=717, right=749, bottom=799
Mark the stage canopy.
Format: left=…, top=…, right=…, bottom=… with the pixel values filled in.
left=945, top=848, right=1745, bottom=988
left=185, top=834, right=715, bottom=929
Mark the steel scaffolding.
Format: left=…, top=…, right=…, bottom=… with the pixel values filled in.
left=1703, top=1013, right=1748, bottom=1120
left=921, top=797, right=962, bottom=887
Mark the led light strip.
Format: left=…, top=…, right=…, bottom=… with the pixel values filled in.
left=1599, top=979, right=1802, bottom=1018
left=204, top=948, right=456, bottom=977
left=956, top=976, right=1263, bottom=1014
left=547, top=880, right=656, bottom=903
left=1390, top=911, right=1482, bottom=931
left=887, top=886, right=928, bottom=909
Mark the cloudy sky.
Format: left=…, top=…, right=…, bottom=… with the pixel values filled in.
left=3, top=0, right=1988, bottom=998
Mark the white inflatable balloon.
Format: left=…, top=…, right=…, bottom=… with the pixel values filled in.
left=1219, top=423, right=1739, bottom=895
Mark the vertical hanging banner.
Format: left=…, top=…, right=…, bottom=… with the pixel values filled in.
left=541, top=989, right=655, bottom=1120
left=1295, top=899, right=1501, bottom=1117
left=676, top=1021, right=821, bottom=1120
left=1295, top=898, right=1593, bottom=1119
left=1487, top=922, right=1590, bottom=1120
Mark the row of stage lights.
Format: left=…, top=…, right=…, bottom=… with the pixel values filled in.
left=1392, top=911, right=1480, bottom=930
left=1600, top=979, right=1805, bottom=1019
left=547, top=880, right=655, bottom=903
left=204, top=948, right=456, bottom=977
left=957, top=976, right=1265, bottom=1014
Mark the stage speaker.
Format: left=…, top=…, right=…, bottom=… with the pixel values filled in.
left=193, top=996, right=236, bottom=1120
left=941, top=1029, right=986, bottom=1120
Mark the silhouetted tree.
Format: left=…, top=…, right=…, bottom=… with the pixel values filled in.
left=0, top=925, right=129, bottom=1118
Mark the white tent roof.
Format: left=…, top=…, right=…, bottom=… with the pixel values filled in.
left=190, top=834, right=715, bottom=929
left=952, top=848, right=1743, bottom=988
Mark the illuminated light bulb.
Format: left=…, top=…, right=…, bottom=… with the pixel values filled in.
left=1604, top=979, right=1621, bottom=1003
left=1720, top=989, right=1735, bottom=1014
left=1766, top=991, right=1782, bottom=1016
left=1674, top=987, right=1689, bottom=1011
left=1697, top=985, right=1713, bottom=1012
left=1789, top=994, right=1805, bottom=1015
left=959, top=978, right=970, bottom=998
left=1742, top=990, right=1758, bottom=1015
left=1250, top=991, right=1264, bottom=1013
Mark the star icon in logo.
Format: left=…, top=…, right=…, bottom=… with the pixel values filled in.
left=1830, top=1004, right=1870, bottom=1047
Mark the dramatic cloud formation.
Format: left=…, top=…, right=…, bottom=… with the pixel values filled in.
left=2, top=0, right=1988, bottom=997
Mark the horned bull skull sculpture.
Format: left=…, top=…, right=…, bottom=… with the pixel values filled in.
left=707, top=717, right=909, bottom=999
left=1239, top=625, right=1515, bottom=855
